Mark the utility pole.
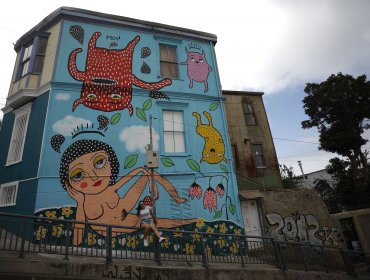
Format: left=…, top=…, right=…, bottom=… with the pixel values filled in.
left=146, top=114, right=160, bottom=264
left=149, top=115, right=156, bottom=217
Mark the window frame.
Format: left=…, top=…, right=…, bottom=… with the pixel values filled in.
left=251, top=144, right=266, bottom=168
left=15, top=33, right=49, bottom=80
left=0, top=181, right=19, bottom=207
left=6, top=103, right=32, bottom=166
left=159, top=44, right=179, bottom=79
left=242, top=101, right=257, bottom=126
left=162, top=110, right=185, bottom=153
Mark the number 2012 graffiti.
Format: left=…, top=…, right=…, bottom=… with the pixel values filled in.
left=266, top=212, right=340, bottom=246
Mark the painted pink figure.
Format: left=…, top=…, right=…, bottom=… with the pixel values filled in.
left=181, top=48, right=212, bottom=92
left=68, top=32, right=172, bottom=113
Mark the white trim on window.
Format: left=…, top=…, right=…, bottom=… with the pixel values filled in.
left=163, top=110, right=185, bottom=153
left=0, top=181, right=19, bottom=207
left=6, top=103, right=32, bottom=166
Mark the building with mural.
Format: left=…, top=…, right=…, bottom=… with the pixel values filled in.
left=0, top=7, right=243, bottom=248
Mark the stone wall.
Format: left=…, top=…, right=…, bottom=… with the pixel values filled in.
left=261, top=188, right=345, bottom=247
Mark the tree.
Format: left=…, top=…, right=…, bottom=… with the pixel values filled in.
left=302, top=73, right=370, bottom=189
left=314, top=157, right=370, bottom=213
left=279, top=164, right=299, bottom=188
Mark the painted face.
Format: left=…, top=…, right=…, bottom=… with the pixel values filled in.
left=68, top=151, right=111, bottom=194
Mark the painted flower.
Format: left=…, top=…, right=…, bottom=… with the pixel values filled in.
left=217, top=237, right=225, bottom=248
left=205, top=245, right=212, bottom=257
left=118, top=237, right=126, bottom=246
left=35, top=226, right=47, bottom=241
left=52, top=224, right=63, bottom=237
left=203, top=187, right=217, bottom=213
left=192, top=229, right=201, bottom=242
left=160, top=238, right=170, bottom=248
left=196, top=218, right=205, bottom=229
left=127, top=236, right=138, bottom=249
left=215, top=183, right=225, bottom=198
left=229, top=242, right=239, bottom=254
left=62, top=207, right=73, bottom=218
left=219, top=223, right=227, bottom=234
left=45, top=210, right=57, bottom=219
left=206, top=227, right=214, bottom=234
left=234, top=229, right=241, bottom=236
left=184, top=243, right=195, bottom=255
left=173, top=228, right=183, bottom=237
left=87, top=233, right=97, bottom=246
left=97, top=239, right=105, bottom=246
left=147, top=235, right=154, bottom=244
left=189, top=182, right=202, bottom=200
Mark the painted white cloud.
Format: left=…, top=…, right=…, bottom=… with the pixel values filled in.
left=119, top=125, right=159, bottom=153
left=52, top=115, right=92, bottom=136
left=55, top=93, right=71, bottom=101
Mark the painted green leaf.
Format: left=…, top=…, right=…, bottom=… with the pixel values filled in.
left=186, top=159, right=201, bottom=173
left=142, top=99, right=152, bottom=111
left=110, top=113, right=121, bottom=125
left=220, top=164, right=228, bottom=174
left=209, top=102, right=219, bottom=111
left=136, top=107, right=147, bottom=122
left=229, top=204, right=236, bottom=215
left=124, top=154, right=138, bottom=169
left=214, top=210, right=222, bottom=219
left=161, top=157, right=175, bottom=167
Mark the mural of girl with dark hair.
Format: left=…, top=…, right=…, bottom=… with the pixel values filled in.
left=55, top=139, right=195, bottom=245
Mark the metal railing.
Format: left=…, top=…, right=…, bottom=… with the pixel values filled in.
left=0, top=212, right=369, bottom=278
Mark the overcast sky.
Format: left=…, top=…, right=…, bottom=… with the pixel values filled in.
left=0, top=0, right=369, bottom=174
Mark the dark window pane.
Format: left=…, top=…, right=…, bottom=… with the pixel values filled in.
left=37, top=37, right=48, bottom=55
left=252, top=144, right=266, bottom=167
left=34, top=56, right=45, bottom=73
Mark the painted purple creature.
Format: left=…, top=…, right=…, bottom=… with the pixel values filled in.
left=181, top=48, right=212, bottom=92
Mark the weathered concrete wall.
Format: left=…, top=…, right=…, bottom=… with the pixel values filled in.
left=0, top=256, right=355, bottom=280
left=262, top=189, right=345, bottom=247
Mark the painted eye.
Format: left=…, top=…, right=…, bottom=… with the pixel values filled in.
left=94, top=155, right=107, bottom=169
left=199, top=59, right=204, bottom=63
left=110, top=93, right=121, bottom=100
left=87, top=93, right=97, bottom=99
left=70, top=168, right=85, bottom=182
left=191, top=58, right=195, bottom=62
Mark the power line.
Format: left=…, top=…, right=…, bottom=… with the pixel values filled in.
left=273, top=137, right=319, bottom=144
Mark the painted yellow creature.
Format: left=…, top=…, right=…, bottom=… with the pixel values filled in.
left=193, top=111, right=226, bottom=164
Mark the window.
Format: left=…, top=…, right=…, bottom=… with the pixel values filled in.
left=251, top=144, right=266, bottom=168
left=20, top=44, right=33, bottom=77
left=6, top=104, right=32, bottom=165
left=163, top=111, right=185, bottom=153
left=242, top=102, right=256, bottom=125
left=16, top=34, right=49, bottom=79
left=33, top=37, right=48, bottom=73
left=160, top=45, right=178, bottom=78
left=0, top=182, right=18, bottom=207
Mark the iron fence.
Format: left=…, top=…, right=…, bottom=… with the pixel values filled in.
left=0, top=212, right=369, bottom=278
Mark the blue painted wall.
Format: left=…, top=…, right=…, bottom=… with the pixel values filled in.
left=32, top=20, right=243, bottom=238
left=0, top=91, right=49, bottom=214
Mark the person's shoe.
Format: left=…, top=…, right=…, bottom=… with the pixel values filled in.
left=159, top=237, right=165, bottom=243
left=143, top=238, right=148, bottom=247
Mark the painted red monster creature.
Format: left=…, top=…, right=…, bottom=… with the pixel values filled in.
left=68, top=32, right=172, bottom=114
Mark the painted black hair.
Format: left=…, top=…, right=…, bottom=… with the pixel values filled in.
left=59, top=139, right=119, bottom=189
